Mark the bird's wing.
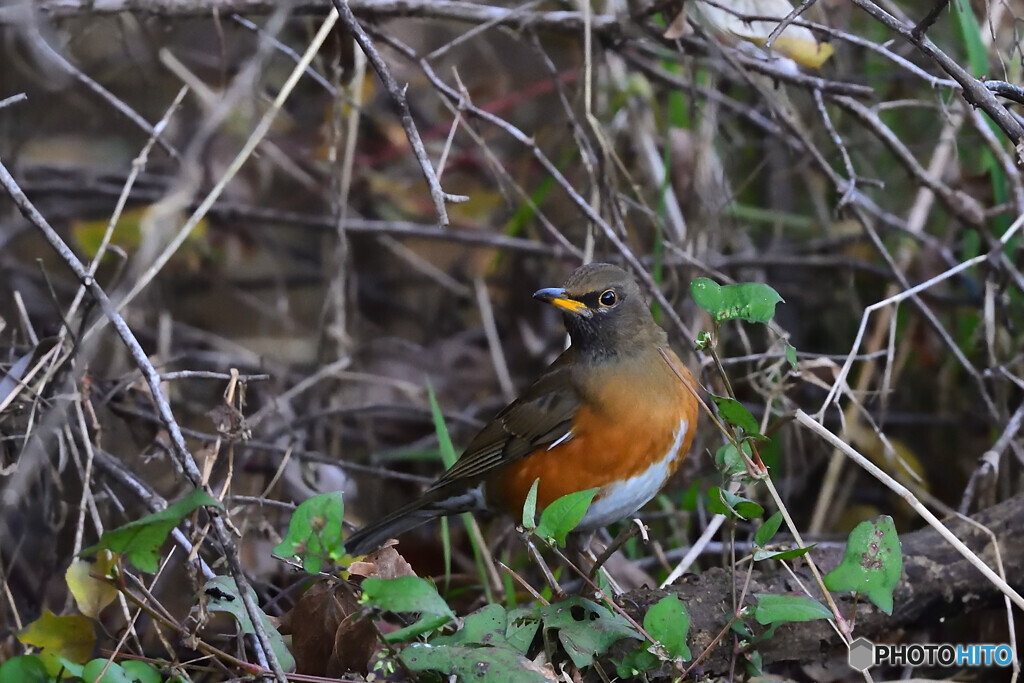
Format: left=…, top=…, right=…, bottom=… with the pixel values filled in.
left=429, top=349, right=581, bottom=488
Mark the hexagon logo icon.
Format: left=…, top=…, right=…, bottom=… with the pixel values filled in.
left=849, top=637, right=875, bottom=671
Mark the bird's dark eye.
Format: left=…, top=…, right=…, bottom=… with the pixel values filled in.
left=599, top=289, right=618, bottom=307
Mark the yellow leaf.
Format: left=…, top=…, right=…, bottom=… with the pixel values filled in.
left=690, top=0, right=833, bottom=69
left=71, top=207, right=209, bottom=263
left=18, top=610, right=95, bottom=667
left=66, top=551, right=119, bottom=618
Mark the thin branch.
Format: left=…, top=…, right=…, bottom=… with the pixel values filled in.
left=330, top=0, right=467, bottom=227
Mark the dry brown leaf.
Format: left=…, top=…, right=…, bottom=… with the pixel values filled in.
left=284, top=578, right=378, bottom=676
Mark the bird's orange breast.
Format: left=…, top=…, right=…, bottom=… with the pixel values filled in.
left=488, top=354, right=698, bottom=524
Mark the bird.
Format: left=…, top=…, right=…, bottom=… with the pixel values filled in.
left=344, top=263, right=699, bottom=556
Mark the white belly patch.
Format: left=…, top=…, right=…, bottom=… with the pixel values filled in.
left=578, top=419, right=690, bottom=530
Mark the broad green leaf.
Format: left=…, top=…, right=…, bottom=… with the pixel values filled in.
left=754, top=511, right=784, bottom=548
left=0, top=655, right=49, bottom=683
left=18, top=611, right=95, bottom=669
left=539, top=597, right=642, bottom=667
left=274, top=491, right=344, bottom=573
left=824, top=515, right=902, bottom=615
left=203, top=576, right=295, bottom=671
left=710, top=395, right=761, bottom=436
left=431, top=604, right=507, bottom=647
left=707, top=487, right=763, bottom=520
left=535, top=488, right=598, bottom=547
left=66, top=551, right=118, bottom=618
left=361, top=576, right=454, bottom=619
left=522, top=479, right=540, bottom=531
left=753, top=545, right=816, bottom=562
left=82, top=489, right=221, bottom=573
left=753, top=594, right=831, bottom=624
left=644, top=595, right=691, bottom=660
left=690, top=279, right=784, bottom=324
left=402, top=642, right=548, bottom=683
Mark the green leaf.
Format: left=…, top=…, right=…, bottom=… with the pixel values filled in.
left=643, top=595, right=691, bottom=660
left=710, top=395, right=762, bottom=436
left=690, top=279, right=784, bottom=324
left=753, top=544, right=816, bottom=562
left=784, top=342, right=798, bottom=370
left=615, top=646, right=660, bottom=678
left=273, top=491, right=344, bottom=574
left=522, top=479, right=540, bottom=531
left=535, top=488, right=598, bottom=547
left=431, top=604, right=507, bottom=647
left=402, top=642, right=548, bottom=683
left=755, top=511, right=784, bottom=547
left=82, top=659, right=132, bottom=683
left=539, top=597, right=642, bottom=668
left=361, top=576, right=455, bottom=619
left=0, top=655, right=49, bottom=683
left=505, top=607, right=542, bottom=654
left=706, top=487, right=763, bottom=520
left=202, top=576, right=295, bottom=671
left=753, top=594, right=832, bottom=624
left=120, top=660, right=163, bottom=683
left=824, top=515, right=902, bottom=615
left=82, top=489, right=221, bottom=573
left=714, top=441, right=752, bottom=477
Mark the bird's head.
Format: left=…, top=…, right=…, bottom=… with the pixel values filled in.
left=533, top=263, right=667, bottom=361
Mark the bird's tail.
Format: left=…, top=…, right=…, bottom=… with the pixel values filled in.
left=344, top=489, right=483, bottom=557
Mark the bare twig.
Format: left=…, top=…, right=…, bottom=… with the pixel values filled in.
left=330, top=0, right=467, bottom=227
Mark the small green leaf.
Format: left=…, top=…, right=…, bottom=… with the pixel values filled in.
left=274, top=491, right=344, bottom=573
left=203, top=576, right=295, bottom=671
left=755, top=511, right=784, bottom=547
left=643, top=595, right=691, bottom=660
left=535, top=488, right=598, bottom=547
left=694, top=329, right=713, bottom=350
left=402, top=642, right=548, bottom=683
left=615, top=646, right=660, bottom=678
left=540, top=597, right=642, bottom=668
left=82, top=489, right=221, bottom=573
left=753, top=544, right=816, bottom=562
left=824, top=515, right=902, bottom=615
left=361, top=576, right=455, bottom=619
left=691, top=279, right=784, bottom=323
left=784, top=342, right=798, bottom=370
left=753, top=594, right=832, bottom=624
left=714, top=441, right=752, bottom=477
left=710, top=395, right=762, bottom=436
left=522, top=479, right=540, bottom=531
left=707, top=487, right=763, bottom=520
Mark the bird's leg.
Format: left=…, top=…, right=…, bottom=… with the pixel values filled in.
left=589, top=519, right=647, bottom=581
